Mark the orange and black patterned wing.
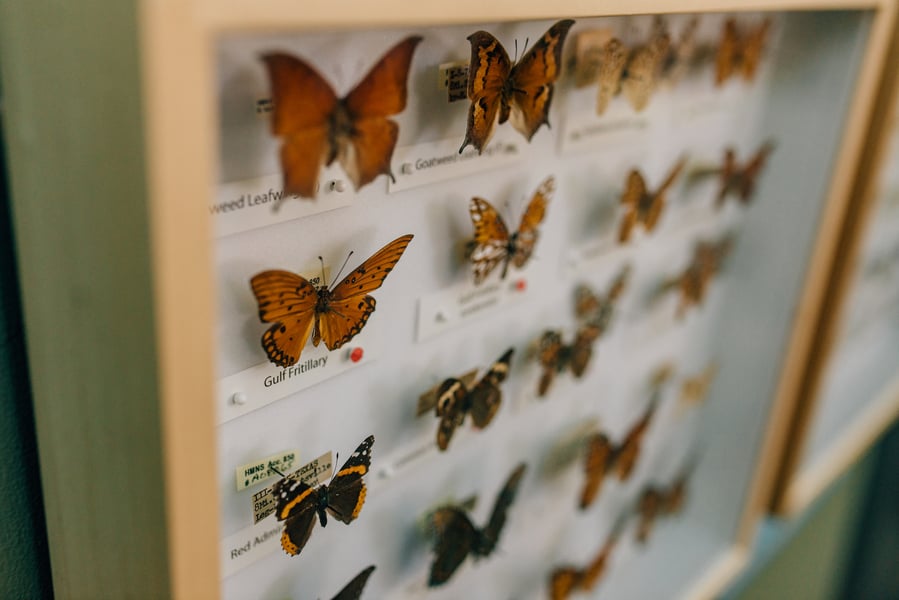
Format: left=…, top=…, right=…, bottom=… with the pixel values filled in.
left=250, top=270, right=319, bottom=367
left=331, top=565, right=376, bottom=600
left=597, top=38, right=628, bottom=115
left=715, top=19, right=740, bottom=86
left=428, top=508, right=478, bottom=586
left=469, top=197, right=511, bottom=284
left=262, top=53, right=339, bottom=199
left=480, top=463, right=527, bottom=555
left=339, top=36, right=422, bottom=192
left=741, top=20, right=771, bottom=81
left=460, top=31, right=512, bottom=154
left=621, top=28, right=670, bottom=112
left=273, top=477, right=319, bottom=556
left=618, top=170, right=647, bottom=242
left=326, top=435, right=374, bottom=524
left=549, top=567, right=583, bottom=600
left=468, top=348, right=514, bottom=428
left=506, top=20, right=575, bottom=140
left=537, top=330, right=565, bottom=397
left=435, top=378, right=467, bottom=451
left=319, top=234, right=413, bottom=350
left=579, top=433, right=614, bottom=509
left=511, top=176, right=554, bottom=268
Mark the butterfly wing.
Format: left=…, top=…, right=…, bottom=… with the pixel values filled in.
left=537, top=331, right=564, bottom=397
left=644, top=158, right=685, bottom=232
left=428, top=508, right=478, bottom=586
left=574, top=284, right=601, bottom=321
left=435, top=378, right=467, bottom=451
left=331, top=565, right=376, bottom=600
left=469, top=197, right=511, bottom=284
left=596, top=38, right=628, bottom=115
left=460, top=31, right=512, bottom=154
left=715, top=19, right=740, bottom=85
left=506, top=19, right=575, bottom=140
left=262, top=53, right=339, bottom=199
left=549, top=568, right=583, bottom=600
left=618, top=170, right=647, bottom=242
left=325, top=435, right=374, bottom=524
left=250, top=270, right=319, bottom=367
left=581, top=528, right=619, bottom=589
left=662, top=17, right=699, bottom=84
left=468, top=348, right=514, bottom=428
left=614, top=400, right=658, bottom=480
left=479, top=463, right=527, bottom=556
left=512, top=176, right=554, bottom=268
left=273, top=477, right=320, bottom=556
left=717, top=147, right=738, bottom=207
left=570, top=324, right=599, bottom=378
left=579, top=433, right=614, bottom=509
left=319, top=234, right=413, bottom=350
left=741, top=20, right=771, bottom=80
left=621, top=30, right=670, bottom=112
left=338, top=36, right=422, bottom=191
left=739, top=142, right=775, bottom=202
left=636, top=489, right=663, bottom=543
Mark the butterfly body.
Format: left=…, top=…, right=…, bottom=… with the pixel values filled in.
left=263, top=36, right=421, bottom=199
left=468, top=176, right=553, bottom=284
left=251, top=234, right=413, bottom=367
left=428, top=463, right=527, bottom=586
left=435, top=348, right=514, bottom=450
left=460, top=20, right=574, bottom=154
left=274, top=435, right=373, bottom=556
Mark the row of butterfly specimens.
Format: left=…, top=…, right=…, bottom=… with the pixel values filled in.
left=214, top=15, right=779, bottom=600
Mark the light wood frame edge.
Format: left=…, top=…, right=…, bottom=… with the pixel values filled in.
left=136, top=1, right=896, bottom=598
left=765, top=3, right=899, bottom=517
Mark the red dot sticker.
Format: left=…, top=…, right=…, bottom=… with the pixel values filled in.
left=349, top=347, right=364, bottom=363
left=515, top=279, right=527, bottom=292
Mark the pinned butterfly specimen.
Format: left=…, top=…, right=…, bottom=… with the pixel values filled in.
left=573, top=264, right=632, bottom=335
left=659, top=17, right=700, bottom=85
left=578, top=398, right=659, bottom=509
left=262, top=36, right=422, bottom=199
left=435, top=348, right=514, bottom=451
left=715, top=19, right=771, bottom=86
left=459, top=20, right=575, bottom=154
left=467, top=176, right=554, bottom=284
left=428, top=463, right=527, bottom=586
left=595, top=22, right=671, bottom=116
left=618, top=158, right=686, bottom=243
left=273, top=435, right=373, bottom=556
left=251, top=234, right=413, bottom=367
left=549, top=520, right=625, bottom=600
left=536, top=323, right=602, bottom=398
left=672, top=235, right=733, bottom=317
left=716, top=142, right=775, bottom=208
left=331, top=565, right=376, bottom=600
left=636, top=469, right=692, bottom=544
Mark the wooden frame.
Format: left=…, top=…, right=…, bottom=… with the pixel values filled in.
left=0, top=1, right=892, bottom=598
left=768, top=7, right=899, bottom=516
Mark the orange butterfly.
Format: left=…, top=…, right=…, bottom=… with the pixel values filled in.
left=573, top=264, right=632, bottom=333
left=715, top=19, right=771, bottom=86
left=618, top=158, right=686, bottom=243
left=579, top=396, right=659, bottom=509
left=596, top=23, right=670, bottom=115
left=468, top=176, right=554, bottom=284
left=536, top=323, right=602, bottom=398
left=250, top=234, right=413, bottom=367
left=459, top=20, right=575, bottom=154
left=717, top=142, right=775, bottom=208
left=549, top=520, right=624, bottom=600
left=262, top=36, right=422, bottom=200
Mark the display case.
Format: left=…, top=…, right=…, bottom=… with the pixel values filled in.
left=2, top=1, right=895, bottom=599
left=769, top=13, right=899, bottom=516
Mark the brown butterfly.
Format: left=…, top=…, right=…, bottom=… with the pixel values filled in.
left=578, top=396, right=659, bottom=509
left=428, top=463, right=527, bottom=586
left=434, top=348, right=514, bottom=451
left=250, top=234, right=413, bottom=367
left=467, top=176, right=554, bottom=284
left=659, top=17, right=700, bottom=85
left=717, top=142, right=775, bottom=208
left=331, top=565, right=375, bottom=600
left=573, top=265, right=632, bottom=334
left=673, top=235, right=733, bottom=317
left=536, top=323, right=602, bottom=398
left=274, top=435, right=373, bottom=556
left=459, top=20, right=575, bottom=154
left=595, top=23, right=671, bottom=115
left=618, top=158, right=686, bottom=243
left=262, top=36, right=421, bottom=199
left=715, top=19, right=771, bottom=86
left=549, top=520, right=625, bottom=600
left=636, top=470, right=691, bottom=544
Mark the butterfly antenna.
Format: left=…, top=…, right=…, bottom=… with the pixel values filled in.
left=318, top=256, right=327, bottom=288
left=328, top=251, right=355, bottom=290
left=328, top=453, right=340, bottom=483
left=522, top=37, right=530, bottom=57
